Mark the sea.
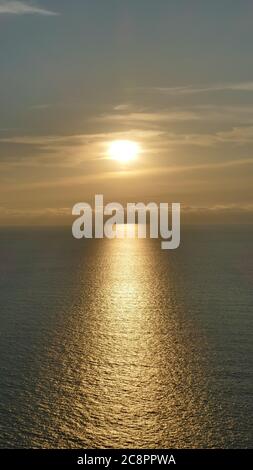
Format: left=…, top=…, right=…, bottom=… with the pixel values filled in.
left=0, top=225, right=252, bottom=448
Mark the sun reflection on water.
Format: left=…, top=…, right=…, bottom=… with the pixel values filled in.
left=65, top=235, right=213, bottom=448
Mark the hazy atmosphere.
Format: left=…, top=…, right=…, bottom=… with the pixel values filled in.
left=0, top=0, right=253, bottom=224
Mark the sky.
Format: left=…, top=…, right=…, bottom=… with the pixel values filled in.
left=0, top=0, right=253, bottom=225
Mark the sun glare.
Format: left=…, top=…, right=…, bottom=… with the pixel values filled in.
left=107, top=140, right=140, bottom=163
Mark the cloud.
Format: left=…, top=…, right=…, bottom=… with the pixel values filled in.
left=113, top=104, right=132, bottom=111
left=0, top=129, right=165, bottom=169
left=168, top=125, right=253, bottom=147
left=142, top=82, right=253, bottom=96
left=181, top=203, right=253, bottom=213
left=95, top=110, right=200, bottom=125
left=0, top=129, right=163, bottom=148
left=1, top=152, right=252, bottom=193
left=191, top=105, right=253, bottom=125
left=1, top=203, right=253, bottom=227
left=0, top=206, right=70, bottom=217
left=1, top=124, right=253, bottom=172
left=0, top=1, right=58, bottom=16
left=30, top=104, right=52, bottom=110
left=94, top=103, right=253, bottom=131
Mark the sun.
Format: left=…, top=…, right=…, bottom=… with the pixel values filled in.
left=107, top=140, right=140, bottom=163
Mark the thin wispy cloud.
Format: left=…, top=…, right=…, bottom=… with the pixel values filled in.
left=142, top=81, right=253, bottom=96
left=0, top=206, right=70, bottom=217
left=1, top=155, right=252, bottom=193
left=168, top=125, right=253, bottom=147
left=145, top=125, right=253, bottom=149
left=29, top=104, right=52, bottom=110
left=0, top=1, right=58, bottom=16
left=95, top=111, right=200, bottom=124
left=113, top=104, right=132, bottom=111
left=0, top=129, right=164, bottom=147
left=1, top=123, right=253, bottom=169
left=95, top=103, right=253, bottom=129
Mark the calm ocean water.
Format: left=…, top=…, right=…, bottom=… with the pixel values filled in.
left=0, top=225, right=252, bottom=448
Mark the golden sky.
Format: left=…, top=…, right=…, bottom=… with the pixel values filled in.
left=0, top=0, right=253, bottom=224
